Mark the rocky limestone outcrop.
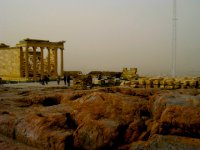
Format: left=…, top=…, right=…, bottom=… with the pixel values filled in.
left=1, top=86, right=200, bottom=149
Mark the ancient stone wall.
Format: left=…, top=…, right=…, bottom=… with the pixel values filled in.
left=122, top=67, right=139, bottom=80
left=0, top=48, right=21, bottom=79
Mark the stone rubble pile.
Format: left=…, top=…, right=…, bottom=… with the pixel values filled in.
left=71, top=68, right=200, bottom=90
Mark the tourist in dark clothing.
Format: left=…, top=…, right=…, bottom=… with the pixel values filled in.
left=67, top=75, right=71, bottom=87
left=39, top=76, right=44, bottom=85
left=57, top=76, right=61, bottom=85
left=44, top=75, right=48, bottom=85
left=98, top=74, right=102, bottom=80
left=87, top=75, right=92, bottom=88
left=0, top=77, right=2, bottom=86
left=63, top=75, right=67, bottom=85
left=47, top=75, right=50, bottom=84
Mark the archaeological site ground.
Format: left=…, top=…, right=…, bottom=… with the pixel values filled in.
left=1, top=84, right=200, bottom=150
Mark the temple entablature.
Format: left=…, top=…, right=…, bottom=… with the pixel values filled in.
left=16, top=38, right=65, bottom=49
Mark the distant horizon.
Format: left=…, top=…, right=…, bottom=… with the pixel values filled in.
left=2, top=38, right=200, bottom=77
left=65, top=68, right=200, bottom=77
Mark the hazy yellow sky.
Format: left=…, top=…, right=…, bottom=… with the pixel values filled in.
left=0, top=0, right=200, bottom=76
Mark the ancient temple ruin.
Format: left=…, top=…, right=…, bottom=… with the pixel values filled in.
left=0, top=39, right=65, bottom=81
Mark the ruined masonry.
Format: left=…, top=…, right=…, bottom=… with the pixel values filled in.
left=0, top=39, right=65, bottom=81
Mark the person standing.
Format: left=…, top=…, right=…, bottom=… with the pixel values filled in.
left=39, top=76, right=44, bottom=85
left=87, top=75, right=92, bottom=88
left=43, top=75, right=48, bottom=85
left=0, top=77, right=2, bottom=86
left=63, top=75, right=67, bottom=85
left=57, top=76, right=61, bottom=85
left=44, top=75, right=49, bottom=85
left=67, top=75, right=71, bottom=87
left=98, top=74, right=102, bottom=80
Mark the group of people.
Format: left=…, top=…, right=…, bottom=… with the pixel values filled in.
left=57, top=75, right=71, bottom=86
left=39, top=74, right=71, bottom=86
left=39, top=75, right=49, bottom=85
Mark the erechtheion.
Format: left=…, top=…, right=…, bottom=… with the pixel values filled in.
left=0, top=38, right=65, bottom=81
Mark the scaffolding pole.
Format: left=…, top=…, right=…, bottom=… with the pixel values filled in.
left=172, top=0, right=177, bottom=77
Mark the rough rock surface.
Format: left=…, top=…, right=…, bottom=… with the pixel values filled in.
left=0, top=86, right=200, bottom=149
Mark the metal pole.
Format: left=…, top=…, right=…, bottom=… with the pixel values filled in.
left=172, top=0, right=177, bottom=77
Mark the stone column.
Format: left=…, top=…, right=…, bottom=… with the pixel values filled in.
left=60, top=48, right=64, bottom=76
left=33, top=47, right=36, bottom=81
left=47, top=48, right=51, bottom=76
left=25, top=46, right=29, bottom=78
left=54, top=48, right=58, bottom=77
left=40, top=47, right=44, bottom=77
left=19, top=47, right=23, bottom=77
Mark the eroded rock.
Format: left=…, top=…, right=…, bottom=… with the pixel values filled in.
left=1, top=87, right=200, bottom=149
